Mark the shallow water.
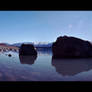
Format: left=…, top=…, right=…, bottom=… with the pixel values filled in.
left=0, top=51, right=92, bottom=81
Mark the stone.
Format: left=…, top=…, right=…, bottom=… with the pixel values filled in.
left=8, top=54, right=12, bottom=57
left=19, top=44, right=37, bottom=55
left=52, top=36, right=92, bottom=58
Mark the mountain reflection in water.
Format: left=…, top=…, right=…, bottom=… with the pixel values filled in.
left=52, top=58, right=92, bottom=76
left=19, top=55, right=37, bottom=65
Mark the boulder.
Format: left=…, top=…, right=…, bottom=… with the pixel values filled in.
left=8, top=54, right=12, bottom=57
left=19, top=44, right=37, bottom=55
left=52, top=36, right=92, bottom=58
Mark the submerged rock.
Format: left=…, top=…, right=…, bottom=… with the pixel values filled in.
left=19, top=44, right=37, bottom=55
left=52, top=36, right=92, bottom=58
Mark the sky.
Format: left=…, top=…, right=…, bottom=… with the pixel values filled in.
left=0, top=11, right=92, bottom=44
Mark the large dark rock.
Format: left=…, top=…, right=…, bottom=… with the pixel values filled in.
left=19, top=44, right=37, bottom=55
left=52, top=36, right=92, bottom=58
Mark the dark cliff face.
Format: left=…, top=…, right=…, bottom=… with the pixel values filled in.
left=52, top=36, right=92, bottom=58
left=19, top=44, right=37, bottom=56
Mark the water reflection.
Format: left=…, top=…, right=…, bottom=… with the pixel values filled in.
left=19, top=55, right=37, bottom=65
left=37, top=48, right=52, bottom=55
left=52, top=57, right=92, bottom=76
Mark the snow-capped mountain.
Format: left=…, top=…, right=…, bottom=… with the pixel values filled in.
left=34, top=43, right=52, bottom=48
left=11, top=42, right=34, bottom=47
left=11, top=42, right=53, bottom=48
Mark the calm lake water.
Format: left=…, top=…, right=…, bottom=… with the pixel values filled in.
left=0, top=50, right=92, bottom=81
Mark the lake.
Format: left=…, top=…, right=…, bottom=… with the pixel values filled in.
left=0, top=50, right=92, bottom=81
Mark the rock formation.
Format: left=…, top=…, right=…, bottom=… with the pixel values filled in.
left=52, top=36, right=92, bottom=58
left=19, top=44, right=37, bottom=55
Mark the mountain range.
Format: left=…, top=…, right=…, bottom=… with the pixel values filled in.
left=0, top=42, right=53, bottom=48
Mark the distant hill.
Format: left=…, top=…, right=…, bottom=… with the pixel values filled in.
left=11, top=42, right=53, bottom=48
left=35, top=43, right=52, bottom=48
left=11, top=42, right=34, bottom=47
left=0, top=43, right=10, bottom=46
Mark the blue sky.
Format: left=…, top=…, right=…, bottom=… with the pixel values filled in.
left=0, top=11, right=92, bottom=43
